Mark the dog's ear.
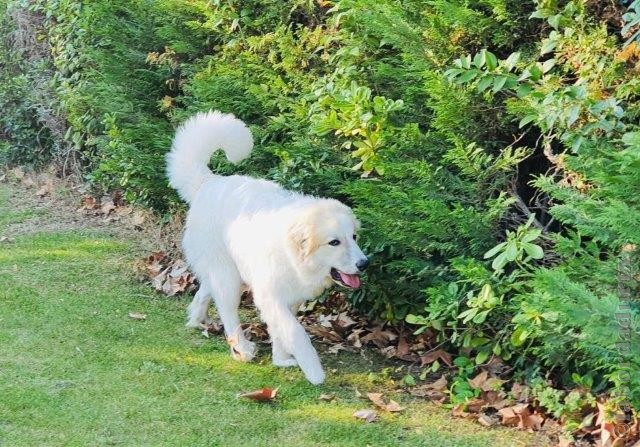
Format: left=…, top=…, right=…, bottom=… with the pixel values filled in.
left=288, top=217, right=318, bottom=259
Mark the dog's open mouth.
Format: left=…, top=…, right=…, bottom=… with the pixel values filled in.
left=330, top=268, right=361, bottom=289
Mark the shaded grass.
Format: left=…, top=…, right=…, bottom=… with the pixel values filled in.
left=0, top=183, right=543, bottom=446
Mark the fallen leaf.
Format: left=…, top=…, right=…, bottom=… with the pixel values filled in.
left=319, top=393, right=335, bottom=402
left=132, top=211, right=146, bottom=227
left=353, top=409, right=377, bottom=423
left=308, top=325, right=343, bottom=343
left=238, top=387, right=278, bottom=402
left=420, top=349, right=453, bottom=367
left=199, top=321, right=222, bottom=338
left=100, top=199, right=116, bottom=215
left=327, top=343, right=348, bottom=354
left=478, top=413, right=499, bottom=427
left=499, top=404, right=528, bottom=426
left=452, top=404, right=471, bottom=418
left=36, top=181, right=54, bottom=197
left=367, top=392, right=405, bottom=412
left=427, top=375, right=448, bottom=391
left=128, top=312, right=147, bottom=320
left=115, top=205, right=133, bottom=216
left=396, top=335, right=410, bottom=357
left=465, top=398, right=485, bottom=413
left=346, top=329, right=363, bottom=348
left=360, top=325, right=397, bottom=348
left=80, top=196, right=98, bottom=210
left=468, top=371, right=489, bottom=391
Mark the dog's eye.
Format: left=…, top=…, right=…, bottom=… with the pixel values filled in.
left=328, top=239, right=341, bottom=246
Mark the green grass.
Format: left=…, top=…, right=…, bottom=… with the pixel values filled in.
left=0, top=183, right=542, bottom=446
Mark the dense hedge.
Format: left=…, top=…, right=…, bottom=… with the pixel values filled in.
left=1, top=0, right=638, bottom=410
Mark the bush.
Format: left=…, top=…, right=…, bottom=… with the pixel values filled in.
left=1, top=0, right=638, bottom=407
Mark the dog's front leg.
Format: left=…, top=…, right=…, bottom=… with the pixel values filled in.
left=260, top=300, right=325, bottom=385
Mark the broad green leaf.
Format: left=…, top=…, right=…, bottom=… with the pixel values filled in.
left=475, top=350, right=490, bottom=365
left=518, top=114, right=537, bottom=128
left=504, top=241, right=518, bottom=261
left=485, top=51, right=498, bottom=70
left=473, top=51, right=486, bottom=68
left=522, top=229, right=542, bottom=243
left=504, top=52, right=520, bottom=71
left=456, top=69, right=478, bottom=83
left=542, top=58, right=556, bottom=73
left=510, top=327, right=530, bottom=347
left=523, top=243, right=544, bottom=259
left=472, top=309, right=490, bottom=324
left=492, top=76, right=508, bottom=92
left=492, top=252, right=508, bottom=270
left=477, top=76, right=493, bottom=93
left=484, top=241, right=506, bottom=259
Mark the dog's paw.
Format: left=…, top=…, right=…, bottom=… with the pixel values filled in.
left=272, top=357, right=298, bottom=368
left=229, top=339, right=256, bottom=362
left=304, top=368, right=326, bottom=385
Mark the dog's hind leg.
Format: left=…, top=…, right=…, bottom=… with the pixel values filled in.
left=186, top=285, right=212, bottom=328
left=209, top=268, right=256, bottom=362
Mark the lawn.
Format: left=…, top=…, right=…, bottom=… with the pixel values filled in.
left=0, top=181, right=545, bottom=446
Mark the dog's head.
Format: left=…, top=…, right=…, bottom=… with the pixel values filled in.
left=288, top=200, right=369, bottom=289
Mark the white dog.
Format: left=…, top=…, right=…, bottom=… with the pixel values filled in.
left=166, top=111, right=369, bottom=384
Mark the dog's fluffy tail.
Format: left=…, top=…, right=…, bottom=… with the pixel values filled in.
left=166, top=111, right=253, bottom=203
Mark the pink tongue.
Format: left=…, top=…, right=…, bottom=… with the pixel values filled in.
left=339, top=272, right=361, bottom=288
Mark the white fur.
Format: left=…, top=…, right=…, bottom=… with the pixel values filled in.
left=166, top=111, right=367, bottom=384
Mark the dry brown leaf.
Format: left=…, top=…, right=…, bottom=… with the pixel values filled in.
left=353, top=409, right=377, bottom=423
left=327, top=343, right=348, bottom=354
left=319, top=393, right=335, bottom=402
left=115, top=206, right=133, bottom=216
left=360, top=325, right=397, bottom=348
left=468, top=371, right=489, bottom=391
left=36, top=181, right=54, bottom=198
left=132, top=211, right=146, bottom=227
left=346, top=329, right=363, bottom=348
left=308, top=325, right=343, bottom=343
left=465, top=398, right=485, bottom=413
left=80, top=196, right=99, bottom=210
left=238, top=387, right=278, bottom=402
left=452, top=404, right=471, bottom=418
left=199, top=322, right=222, bottom=338
left=128, top=312, right=147, bottom=320
left=366, top=393, right=405, bottom=413
left=100, top=199, right=116, bottom=215
left=21, top=176, right=35, bottom=187
left=420, top=349, right=453, bottom=367
left=521, top=411, right=544, bottom=431
left=396, top=335, right=410, bottom=357
left=499, top=404, right=526, bottom=426
left=510, top=383, right=530, bottom=402
left=477, top=413, right=499, bottom=427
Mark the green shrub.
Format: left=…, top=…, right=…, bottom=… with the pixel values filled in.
left=1, top=0, right=638, bottom=407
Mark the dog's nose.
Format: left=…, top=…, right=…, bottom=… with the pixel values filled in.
left=356, top=258, right=369, bottom=272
